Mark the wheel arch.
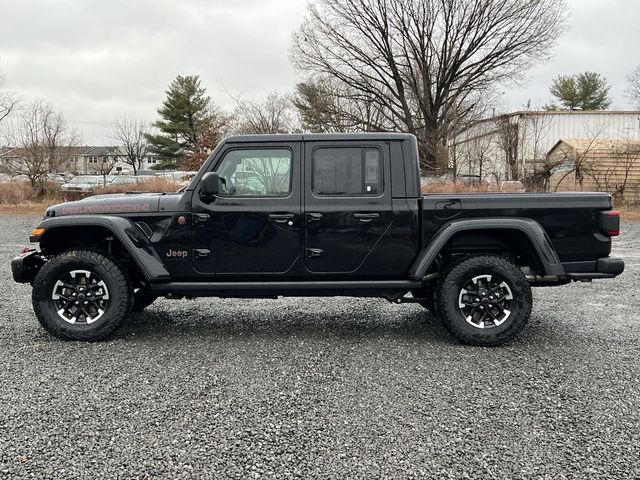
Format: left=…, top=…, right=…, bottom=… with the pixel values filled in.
left=33, top=216, right=170, bottom=283
left=409, top=218, right=565, bottom=280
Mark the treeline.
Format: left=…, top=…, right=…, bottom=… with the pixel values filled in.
left=3, top=0, right=640, bottom=180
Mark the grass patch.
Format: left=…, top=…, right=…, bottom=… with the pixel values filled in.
left=0, top=178, right=182, bottom=215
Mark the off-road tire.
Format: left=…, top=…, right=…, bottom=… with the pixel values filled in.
left=436, top=255, right=532, bottom=346
left=32, top=249, right=133, bottom=341
left=133, top=288, right=158, bottom=312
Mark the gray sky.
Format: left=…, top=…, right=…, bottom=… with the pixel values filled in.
left=0, top=0, right=638, bottom=144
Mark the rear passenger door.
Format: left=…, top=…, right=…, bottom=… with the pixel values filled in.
left=303, top=140, right=393, bottom=274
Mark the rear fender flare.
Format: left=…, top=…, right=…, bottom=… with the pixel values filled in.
left=33, top=215, right=170, bottom=282
left=409, top=218, right=564, bottom=280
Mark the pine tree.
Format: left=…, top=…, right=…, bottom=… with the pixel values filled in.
left=549, top=72, right=612, bottom=111
left=145, top=75, right=213, bottom=169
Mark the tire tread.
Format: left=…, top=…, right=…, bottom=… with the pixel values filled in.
left=32, top=249, right=132, bottom=341
left=435, top=254, right=532, bottom=346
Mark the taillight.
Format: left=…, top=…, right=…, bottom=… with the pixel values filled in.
left=599, top=210, right=620, bottom=236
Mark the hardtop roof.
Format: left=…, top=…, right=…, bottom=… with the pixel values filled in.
left=223, top=132, right=415, bottom=143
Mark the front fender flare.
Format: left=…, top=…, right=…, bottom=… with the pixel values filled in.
left=409, top=218, right=564, bottom=280
left=33, top=215, right=170, bottom=282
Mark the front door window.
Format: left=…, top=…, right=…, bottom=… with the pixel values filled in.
left=216, top=149, right=292, bottom=197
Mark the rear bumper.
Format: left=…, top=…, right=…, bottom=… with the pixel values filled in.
left=564, top=256, right=625, bottom=281
left=11, top=250, right=45, bottom=284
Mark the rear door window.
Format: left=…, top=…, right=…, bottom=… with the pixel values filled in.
left=312, top=147, right=382, bottom=196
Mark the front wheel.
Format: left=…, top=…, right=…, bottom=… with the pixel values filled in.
left=32, top=250, right=133, bottom=341
left=436, top=255, right=532, bottom=346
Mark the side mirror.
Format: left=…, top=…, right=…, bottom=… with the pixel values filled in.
left=200, top=172, right=220, bottom=197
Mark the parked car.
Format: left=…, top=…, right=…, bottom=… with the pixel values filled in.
left=45, top=173, right=67, bottom=185
left=60, top=175, right=105, bottom=193
left=109, top=175, right=155, bottom=185
left=12, top=133, right=624, bottom=346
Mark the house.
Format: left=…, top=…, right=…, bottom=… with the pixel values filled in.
left=545, top=139, right=640, bottom=197
left=451, top=110, right=640, bottom=183
left=0, top=147, right=13, bottom=173
left=0, top=146, right=161, bottom=176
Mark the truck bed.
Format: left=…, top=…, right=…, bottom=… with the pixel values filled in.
left=421, top=192, right=613, bottom=263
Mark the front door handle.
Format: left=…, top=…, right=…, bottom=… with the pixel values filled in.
left=353, top=212, right=380, bottom=223
left=268, top=213, right=295, bottom=224
left=306, top=212, right=323, bottom=223
left=193, top=213, right=210, bottom=224
left=193, top=248, right=211, bottom=259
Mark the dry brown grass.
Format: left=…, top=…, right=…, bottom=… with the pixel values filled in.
left=421, top=181, right=527, bottom=193
left=0, top=178, right=183, bottom=215
left=422, top=182, right=490, bottom=193
left=621, top=209, right=640, bottom=221
left=0, top=181, right=38, bottom=204
left=94, top=177, right=182, bottom=195
left=0, top=182, right=66, bottom=215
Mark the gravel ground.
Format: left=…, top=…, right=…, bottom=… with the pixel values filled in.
left=0, top=215, right=638, bottom=479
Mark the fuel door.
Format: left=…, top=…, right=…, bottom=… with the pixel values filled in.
left=435, top=199, right=462, bottom=220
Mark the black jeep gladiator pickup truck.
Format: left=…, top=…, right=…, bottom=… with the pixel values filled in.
left=12, top=133, right=624, bottom=345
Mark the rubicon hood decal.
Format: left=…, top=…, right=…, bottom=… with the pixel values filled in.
left=60, top=202, right=154, bottom=215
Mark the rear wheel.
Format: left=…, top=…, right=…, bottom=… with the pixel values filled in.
left=436, top=255, right=532, bottom=346
left=32, top=250, right=133, bottom=341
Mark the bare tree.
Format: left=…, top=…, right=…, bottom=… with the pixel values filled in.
left=520, top=112, right=553, bottom=190
left=292, top=0, right=567, bottom=174
left=95, top=150, right=119, bottom=186
left=626, top=65, right=640, bottom=109
left=0, top=91, right=18, bottom=126
left=496, top=116, right=520, bottom=180
left=455, top=128, right=493, bottom=181
left=111, top=115, right=150, bottom=175
left=3, top=99, right=79, bottom=190
left=233, top=92, right=296, bottom=134
left=0, top=76, right=19, bottom=126
left=294, top=79, right=391, bottom=133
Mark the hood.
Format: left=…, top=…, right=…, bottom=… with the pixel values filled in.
left=45, top=193, right=163, bottom=217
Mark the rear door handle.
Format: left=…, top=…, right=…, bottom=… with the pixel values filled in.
left=268, top=213, right=295, bottom=224
left=306, top=212, right=323, bottom=222
left=353, top=212, right=380, bottom=222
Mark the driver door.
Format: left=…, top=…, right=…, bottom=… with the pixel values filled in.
left=191, top=142, right=302, bottom=277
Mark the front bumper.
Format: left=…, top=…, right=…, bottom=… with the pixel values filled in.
left=11, top=250, right=45, bottom=284
left=564, top=256, right=625, bottom=281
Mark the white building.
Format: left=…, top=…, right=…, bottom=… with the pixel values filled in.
left=452, top=111, right=640, bottom=182
left=0, top=146, right=160, bottom=176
